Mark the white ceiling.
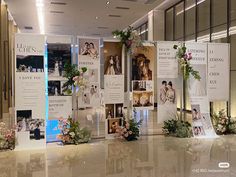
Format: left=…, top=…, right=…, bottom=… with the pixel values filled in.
left=5, top=0, right=179, bottom=37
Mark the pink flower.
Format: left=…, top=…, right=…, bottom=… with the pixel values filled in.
left=73, top=76, right=79, bottom=81
left=188, top=53, right=192, bottom=60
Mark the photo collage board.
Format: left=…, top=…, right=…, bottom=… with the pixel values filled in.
left=15, top=34, right=46, bottom=150
left=103, top=41, right=124, bottom=137
left=46, top=35, right=73, bottom=142
left=132, top=44, right=155, bottom=110
left=77, top=38, right=101, bottom=108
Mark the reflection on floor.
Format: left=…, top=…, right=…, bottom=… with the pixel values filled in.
left=1, top=135, right=236, bottom=177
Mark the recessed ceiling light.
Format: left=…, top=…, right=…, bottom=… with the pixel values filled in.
left=95, top=16, right=99, bottom=19
left=106, top=1, right=110, bottom=5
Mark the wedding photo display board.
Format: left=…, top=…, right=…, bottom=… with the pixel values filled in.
left=15, top=34, right=46, bottom=150
left=208, top=43, right=230, bottom=101
left=186, top=43, right=217, bottom=138
left=157, top=42, right=179, bottom=124
left=46, top=35, right=73, bottom=142
left=77, top=38, right=100, bottom=108
left=132, top=43, right=155, bottom=110
left=103, top=41, right=124, bottom=138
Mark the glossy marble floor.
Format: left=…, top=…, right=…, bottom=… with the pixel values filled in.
left=1, top=135, right=236, bottom=177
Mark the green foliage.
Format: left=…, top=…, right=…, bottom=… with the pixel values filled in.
left=62, top=62, right=87, bottom=94
left=173, top=44, right=201, bottom=81
left=162, top=119, right=192, bottom=138
left=58, top=117, right=91, bottom=145
left=212, top=109, right=236, bottom=135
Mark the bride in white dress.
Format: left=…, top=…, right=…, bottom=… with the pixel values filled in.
left=188, top=76, right=206, bottom=96
left=164, top=82, right=177, bottom=120
left=52, top=61, right=60, bottom=77
left=105, top=56, right=115, bottom=75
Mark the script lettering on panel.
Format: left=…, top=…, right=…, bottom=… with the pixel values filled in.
left=15, top=34, right=46, bottom=149
left=104, top=42, right=124, bottom=138
left=132, top=44, right=155, bottom=110
left=186, top=43, right=217, bottom=138
left=77, top=38, right=100, bottom=108
left=208, top=43, right=229, bottom=101
left=157, top=42, right=179, bottom=123
left=46, top=36, right=72, bottom=142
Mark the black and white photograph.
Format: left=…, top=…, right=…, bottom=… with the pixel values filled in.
left=132, top=54, right=152, bottom=80
left=16, top=110, right=32, bottom=132
left=16, top=55, right=44, bottom=72
left=29, top=119, right=45, bottom=140
left=108, top=118, right=121, bottom=134
left=82, top=92, right=90, bottom=104
left=133, top=92, right=154, bottom=108
left=191, top=105, right=201, bottom=121
left=106, top=104, right=115, bottom=119
left=188, top=64, right=207, bottom=96
left=89, top=84, right=99, bottom=99
left=79, top=38, right=99, bottom=59
left=105, top=55, right=122, bottom=75
left=115, top=104, right=123, bottom=117
left=48, top=81, right=61, bottom=96
left=88, top=69, right=99, bottom=82
left=193, top=126, right=205, bottom=136
left=132, top=80, right=153, bottom=91
left=47, top=43, right=71, bottom=78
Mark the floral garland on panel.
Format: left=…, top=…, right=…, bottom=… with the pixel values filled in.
left=0, top=122, right=15, bottom=150
left=62, top=62, right=87, bottom=95
left=173, top=44, right=201, bottom=81
left=112, top=26, right=143, bottom=54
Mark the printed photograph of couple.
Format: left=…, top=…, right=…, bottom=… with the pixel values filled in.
left=108, top=118, right=121, bottom=134
left=104, top=55, right=122, bottom=75
left=47, top=43, right=71, bottom=79
left=105, top=104, right=123, bottom=119
left=79, top=38, right=99, bottom=59
left=16, top=55, right=44, bottom=72
left=157, top=79, right=177, bottom=123
left=191, top=104, right=214, bottom=131
left=132, top=80, right=153, bottom=92
left=133, top=92, right=153, bottom=108
left=158, top=80, right=176, bottom=105
left=16, top=110, right=45, bottom=140
left=104, top=42, right=122, bottom=75
left=132, top=54, right=152, bottom=81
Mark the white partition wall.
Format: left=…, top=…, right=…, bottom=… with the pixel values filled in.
left=15, top=34, right=46, bottom=150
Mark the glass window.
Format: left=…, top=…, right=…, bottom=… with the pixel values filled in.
left=212, top=0, right=227, bottom=27
left=197, top=29, right=210, bottom=42
left=212, top=24, right=227, bottom=41
left=197, top=0, right=210, bottom=32
left=231, top=0, right=236, bottom=21
left=165, top=8, right=174, bottom=40
left=175, top=2, right=184, bottom=40
left=185, top=0, right=196, bottom=37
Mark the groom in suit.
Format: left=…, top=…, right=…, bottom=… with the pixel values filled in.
left=160, top=81, right=167, bottom=104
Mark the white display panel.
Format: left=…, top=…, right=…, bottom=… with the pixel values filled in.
left=15, top=33, right=46, bottom=150
left=157, top=42, right=179, bottom=123
left=208, top=43, right=230, bottom=101
left=186, top=42, right=217, bottom=138
left=77, top=38, right=101, bottom=108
